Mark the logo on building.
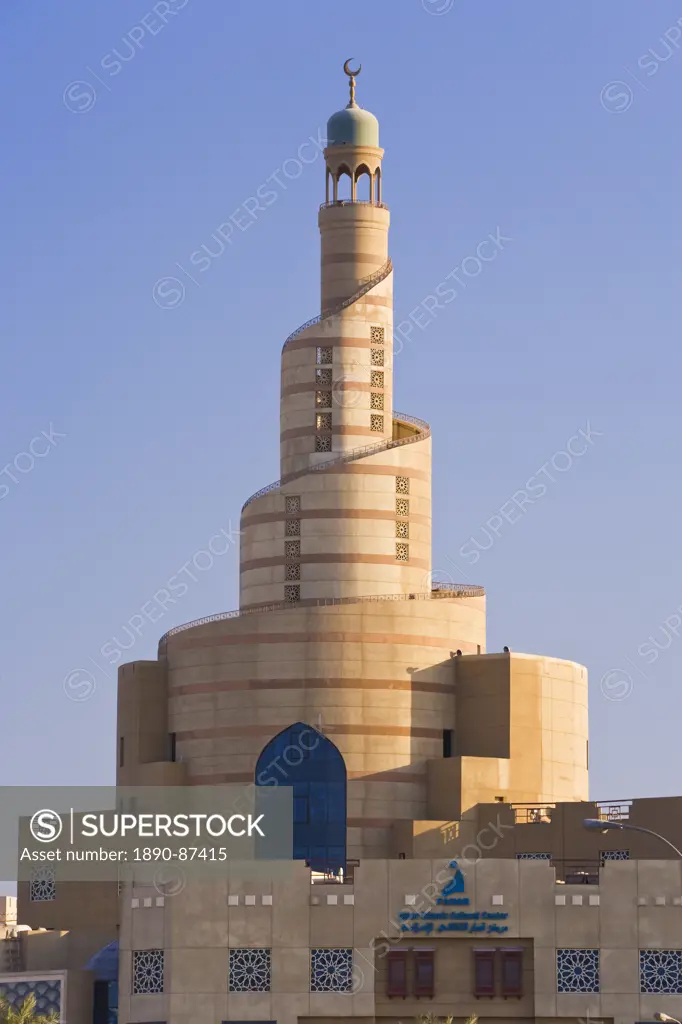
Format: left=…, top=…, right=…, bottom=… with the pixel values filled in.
left=399, top=859, right=509, bottom=936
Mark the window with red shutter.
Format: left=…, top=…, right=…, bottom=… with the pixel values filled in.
left=414, top=949, right=435, bottom=998
left=387, top=950, right=408, bottom=998
left=500, top=948, right=524, bottom=997
left=473, top=949, right=496, bottom=997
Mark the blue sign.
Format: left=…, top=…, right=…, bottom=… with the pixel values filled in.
left=399, top=860, right=509, bottom=936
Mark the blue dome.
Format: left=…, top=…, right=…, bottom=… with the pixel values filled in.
left=85, top=940, right=119, bottom=982
left=326, top=106, right=379, bottom=147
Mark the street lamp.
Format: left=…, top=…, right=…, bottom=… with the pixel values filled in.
left=583, top=819, right=682, bottom=859
left=654, top=1014, right=681, bottom=1024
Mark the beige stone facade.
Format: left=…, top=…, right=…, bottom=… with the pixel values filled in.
left=5, top=64, right=681, bottom=1024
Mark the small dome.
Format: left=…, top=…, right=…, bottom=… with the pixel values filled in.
left=326, top=105, right=379, bottom=148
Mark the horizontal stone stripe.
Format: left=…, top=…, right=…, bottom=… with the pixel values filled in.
left=321, top=253, right=386, bottom=264
left=242, top=509, right=429, bottom=528
left=284, top=336, right=385, bottom=353
left=281, top=381, right=378, bottom=398
left=187, top=770, right=425, bottom=786
left=169, top=631, right=472, bottom=652
left=280, top=424, right=386, bottom=442
left=177, top=723, right=443, bottom=742
left=278, top=463, right=430, bottom=486
left=170, top=677, right=451, bottom=696
left=241, top=552, right=430, bottom=572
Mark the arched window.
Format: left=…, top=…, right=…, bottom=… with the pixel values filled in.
left=335, top=166, right=352, bottom=202
left=255, top=722, right=346, bottom=873
left=355, top=164, right=372, bottom=202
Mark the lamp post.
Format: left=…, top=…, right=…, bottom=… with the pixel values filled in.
left=582, top=819, right=682, bottom=859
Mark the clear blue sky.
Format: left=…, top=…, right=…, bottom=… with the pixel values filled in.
left=2, top=1, right=681, bottom=814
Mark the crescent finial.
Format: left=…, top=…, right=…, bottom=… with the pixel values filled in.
left=343, top=59, right=362, bottom=107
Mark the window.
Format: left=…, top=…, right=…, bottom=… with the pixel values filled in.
left=370, top=326, right=385, bottom=344
left=370, top=392, right=384, bottom=410
left=601, top=849, right=630, bottom=864
left=285, top=519, right=300, bottom=536
left=371, top=370, right=384, bottom=388
left=370, top=414, right=384, bottom=432
left=639, top=949, right=682, bottom=993
left=316, top=346, right=332, bottom=364
left=396, top=521, right=409, bottom=539
left=396, top=543, right=409, bottom=562
left=229, top=948, right=271, bottom=992
left=501, top=949, right=524, bottom=996
left=442, top=729, right=453, bottom=758
left=285, top=541, right=300, bottom=560
left=169, top=733, right=176, bottom=763
left=516, top=852, right=551, bottom=860
left=473, top=949, right=495, bottom=997
left=316, top=369, right=332, bottom=386
left=284, top=585, right=300, bottom=602
left=285, top=496, right=301, bottom=514
left=387, top=950, right=408, bottom=998
left=256, top=723, right=346, bottom=873
left=315, top=391, right=332, bottom=408
left=285, top=564, right=301, bottom=581
left=371, top=348, right=384, bottom=366
left=119, top=737, right=124, bottom=768
left=556, top=949, right=599, bottom=992
left=132, top=949, right=164, bottom=994
left=311, top=948, right=353, bottom=992
left=315, top=436, right=332, bottom=452
left=30, top=867, right=56, bottom=902
left=414, top=950, right=434, bottom=997
left=396, top=497, right=409, bottom=516
left=396, top=475, right=410, bottom=494
left=316, top=413, right=332, bottom=431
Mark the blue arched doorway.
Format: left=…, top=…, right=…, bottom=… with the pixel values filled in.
left=255, top=723, right=346, bottom=873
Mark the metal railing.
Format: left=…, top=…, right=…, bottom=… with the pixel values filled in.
left=511, top=803, right=555, bottom=824
left=158, top=585, right=485, bottom=645
left=242, top=410, right=430, bottom=511
left=595, top=800, right=632, bottom=822
left=319, top=200, right=389, bottom=210
left=282, top=256, right=393, bottom=349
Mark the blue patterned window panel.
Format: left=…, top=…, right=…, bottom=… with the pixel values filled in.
left=557, top=949, right=600, bottom=992
left=229, top=949, right=271, bottom=992
left=640, top=950, right=682, bottom=993
left=0, top=979, right=61, bottom=1016
left=311, top=948, right=353, bottom=992
left=132, top=949, right=164, bottom=994
left=600, top=849, right=630, bottom=865
left=516, top=852, right=551, bottom=860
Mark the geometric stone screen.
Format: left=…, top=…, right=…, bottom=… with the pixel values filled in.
left=310, top=948, right=353, bottom=991
left=0, top=979, right=61, bottom=1017
left=556, top=948, right=599, bottom=992
left=640, top=949, right=682, bottom=993
left=229, top=948, right=271, bottom=992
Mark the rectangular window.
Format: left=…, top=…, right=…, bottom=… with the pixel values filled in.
left=414, top=950, right=435, bottom=997
left=119, top=737, right=124, bottom=768
left=387, top=949, right=408, bottom=998
left=370, top=414, right=384, bottom=432
left=315, top=391, right=332, bottom=408
left=442, top=729, right=453, bottom=758
left=473, top=949, right=495, bottom=997
left=371, top=348, right=384, bottom=366
left=500, top=948, right=524, bottom=996
left=316, top=413, right=332, bottom=431
left=316, top=346, right=332, bottom=364
left=169, top=733, right=176, bottom=763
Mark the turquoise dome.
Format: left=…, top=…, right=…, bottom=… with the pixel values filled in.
left=326, top=105, right=379, bottom=147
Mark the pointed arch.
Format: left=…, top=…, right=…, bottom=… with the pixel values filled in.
left=336, top=164, right=352, bottom=202
left=355, top=163, right=372, bottom=202
left=255, top=722, right=346, bottom=873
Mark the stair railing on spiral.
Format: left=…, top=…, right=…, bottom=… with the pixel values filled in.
left=282, top=256, right=393, bottom=350
left=242, top=410, right=430, bottom=511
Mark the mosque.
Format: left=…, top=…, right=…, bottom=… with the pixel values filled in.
left=2, top=61, right=682, bottom=1024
